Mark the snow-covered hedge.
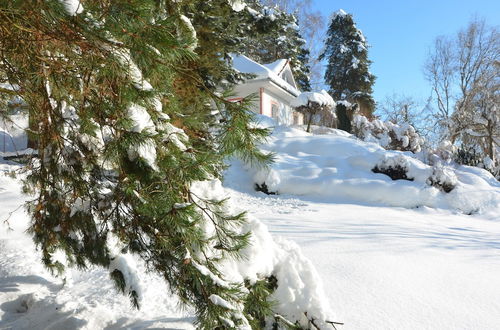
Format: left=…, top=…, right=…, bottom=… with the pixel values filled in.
left=352, top=114, right=423, bottom=153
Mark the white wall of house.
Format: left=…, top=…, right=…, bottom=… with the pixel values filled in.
left=261, top=89, right=303, bottom=126
left=232, top=81, right=303, bottom=126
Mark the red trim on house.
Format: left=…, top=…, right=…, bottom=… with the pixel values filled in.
left=227, top=97, right=243, bottom=103
left=259, top=88, right=264, bottom=114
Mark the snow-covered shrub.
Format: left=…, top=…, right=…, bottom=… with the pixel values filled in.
left=483, top=155, right=500, bottom=180
left=291, top=90, right=335, bottom=132
left=427, top=163, right=457, bottom=193
left=372, top=155, right=414, bottom=181
left=454, top=145, right=483, bottom=167
left=255, top=182, right=277, bottom=195
left=352, top=114, right=423, bottom=153
left=428, top=140, right=456, bottom=165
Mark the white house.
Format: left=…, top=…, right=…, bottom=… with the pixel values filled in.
left=230, top=54, right=304, bottom=125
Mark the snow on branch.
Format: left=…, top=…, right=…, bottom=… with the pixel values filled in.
left=352, top=114, right=424, bottom=153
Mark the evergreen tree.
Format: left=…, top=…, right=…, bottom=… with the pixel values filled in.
left=319, top=9, right=375, bottom=131
left=179, top=0, right=310, bottom=91
left=0, top=1, right=274, bottom=328
left=242, top=1, right=312, bottom=91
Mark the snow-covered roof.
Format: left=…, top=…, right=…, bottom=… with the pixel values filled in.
left=263, top=59, right=288, bottom=75
left=231, top=54, right=300, bottom=97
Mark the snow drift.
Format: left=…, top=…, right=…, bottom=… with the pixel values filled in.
left=237, top=116, right=500, bottom=215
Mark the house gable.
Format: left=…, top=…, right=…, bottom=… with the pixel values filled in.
left=230, top=54, right=303, bottom=125
left=279, top=65, right=298, bottom=90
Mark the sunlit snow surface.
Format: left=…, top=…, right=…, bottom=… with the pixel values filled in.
left=2, top=118, right=500, bottom=329
left=223, top=120, right=500, bottom=329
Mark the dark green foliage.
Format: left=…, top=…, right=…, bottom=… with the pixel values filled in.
left=319, top=10, right=376, bottom=121
left=335, top=103, right=352, bottom=132
left=454, top=145, right=483, bottom=167
left=372, top=164, right=414, bottom=181
left=110, top=268, right=140, bottom=309
left=183, top=0, right=311, bottom=91
left=255, top=182, right=277, bottom=195
left=244, top=276, right=278, bottom=328
left=0, top=0, right=275, bottom=328
left=243, top=1, right=312, bottom=91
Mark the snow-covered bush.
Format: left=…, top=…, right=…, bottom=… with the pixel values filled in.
left=427, top=163, right=457, bottom=193
left=352, top=114, right=424, bottom=153
left=483, top=155, right=500, bottom=180
left=454, top=145, right=483, bottom=167
left=291, top=90, right=335, bottom=132
left=427, top=140, right=456, bottom=165
left=374, top=155, right=457, bottom=192
left=372, top=155, right=414, bottom=181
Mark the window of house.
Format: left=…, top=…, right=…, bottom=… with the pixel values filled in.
left=271, top=102, right=279, bottom=119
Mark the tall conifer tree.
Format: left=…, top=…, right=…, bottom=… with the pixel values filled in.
left=319, top=9, right=375, bottom=131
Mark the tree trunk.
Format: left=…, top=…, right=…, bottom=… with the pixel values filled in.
left=27, top=110, right=38, bottom=149
left=306, top=113, right=313, bottom=132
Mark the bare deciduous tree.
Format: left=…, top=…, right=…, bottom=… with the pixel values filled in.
left=378, top=93, right=420, bottom=125
left=424, top=18, right=499, bottom=169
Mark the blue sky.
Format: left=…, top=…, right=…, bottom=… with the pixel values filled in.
left=312, top=0, right=500, bottom=105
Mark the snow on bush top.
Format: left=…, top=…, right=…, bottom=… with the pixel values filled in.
left=352, top=114, right=424, bottom=153
left=242, top=117, right=500, bottom=215
left=291, top=90, right=335, bottom=109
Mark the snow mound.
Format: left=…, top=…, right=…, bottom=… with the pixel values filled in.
left=235, top=119, right=500, bottom=215
left=192, top=180, right=335, bottom=328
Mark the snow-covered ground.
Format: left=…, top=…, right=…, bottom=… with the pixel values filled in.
left=223, top=120, right=500, bottom=329
left=1, top=118, right=500, bottom=329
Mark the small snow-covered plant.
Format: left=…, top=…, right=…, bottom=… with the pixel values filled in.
left=372, top=155, right=414, bottom=181
left=454, top=144, right=483, bottom=167
left=352, top=115, right=388, bottom=144
left=427, top=163, right=457, bottom=193
left=483, top=155, right=500, bottom=180
left=386, top=121, right=423, bottom=153
left=352, top=114, right=423, bottom=153
left=291, top=90, right=335, bottom=133
left=428, top=140, right=456, bottom=165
